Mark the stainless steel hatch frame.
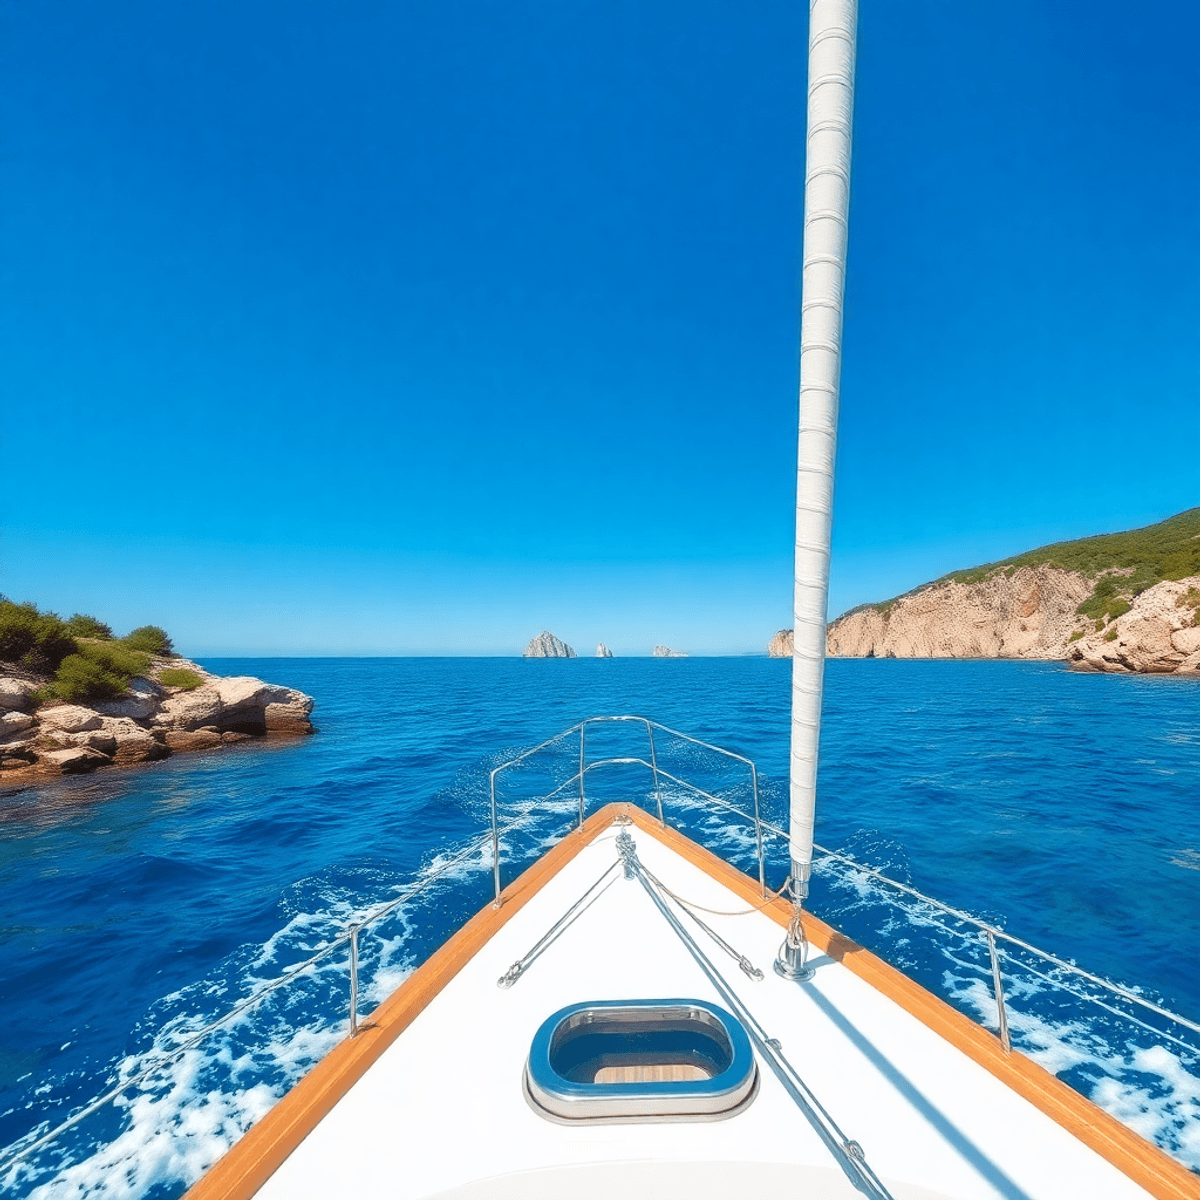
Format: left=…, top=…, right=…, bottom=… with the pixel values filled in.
left=524, top=998, right=759, bottom=1124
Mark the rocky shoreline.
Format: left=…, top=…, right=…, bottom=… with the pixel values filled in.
left=767, top=569, right=1200, bottom=675
left=0, top=656, right=315, bottom=782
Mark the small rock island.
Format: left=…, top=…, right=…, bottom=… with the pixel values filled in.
left=524, top=631, right=576, bottom=658
left=0, top=603, right=314, bottom=780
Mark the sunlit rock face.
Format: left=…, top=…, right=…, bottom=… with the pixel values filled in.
left=826, top=566, right=1090, bottom=661
left=1067, top=576, right=1200, bottom=675
left=767, top=630, right=793, bottom=658
left=596, top=643, right=613, bottom=658
left=652, top=646, right=687, bottom=658
left=819, top=567, right=1200, bottom=676
left=524, top=632, right=576, bottom=658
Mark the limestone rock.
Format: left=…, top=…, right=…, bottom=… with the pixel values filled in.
left=164, top=728, right=223, bottom=752
left=67, top=729, right=119, bottom=756
left=154, top=688, right=223, bottom=730
left=767, top=630, right=793, bottom=658
left=42, top=746, right=111, bottom=773
left=37, top=705, right=103, bottom=733
left=96, top=677, right=163, bottom=721
left=95, top=695, right=158, bottom=720
left=524, top=632, right=576, bottom=658
left=596, top=643, right=613, bottom=658
left=0, top=711, right=36, bottom=741
left=652, top=646, right=687, bottom=658
left=106, top=719, right=167, bottom=764
left=827, top=566, right=1092, bottom=661
left=1067, top=576, right=1200, bottom=676
left=0, top=678, right=38, bottom=713
left=264, top=695, right=314, bottom=733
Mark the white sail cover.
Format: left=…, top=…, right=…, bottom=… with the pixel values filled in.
left=790, top=0, right=857, bottom=894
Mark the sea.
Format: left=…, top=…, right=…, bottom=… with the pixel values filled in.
left=1, top=656, right=1198, bottom=1197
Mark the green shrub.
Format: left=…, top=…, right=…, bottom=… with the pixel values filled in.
left=51, top=654, right=129, bottom=702
left=1178, top=587, right=1200, bottom=627
left=65, top=613, right=114, bottom=640
left=1068, top=629, right=1084, bottom=643
left=0, top=601, right=77, bottom=672
left=49, top=642, right=152, bottom=702
left=123, top=625, right=174, bottom=656
left=159, top=667, right=203, bottom=691
left=1104, top=628, right=1119, bottom=642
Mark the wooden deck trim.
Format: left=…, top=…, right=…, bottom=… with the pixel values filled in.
left=621, top=806, right=1200, bottom=1200
left=183, top=803, right=629, bottom=1200
left=186, top=803, right=1197, bottom=1200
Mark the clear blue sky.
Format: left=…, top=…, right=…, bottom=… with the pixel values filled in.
left=3, top=0, right=1197, bottom=655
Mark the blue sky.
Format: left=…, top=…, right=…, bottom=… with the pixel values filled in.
left=3, top=0, right=1197, bottom=656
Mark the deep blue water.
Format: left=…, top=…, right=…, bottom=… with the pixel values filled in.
left=1, top=657, right=1198, bottom=1196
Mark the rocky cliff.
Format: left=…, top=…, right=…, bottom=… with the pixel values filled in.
left=1067, top=579, right=1200, bottom=674
left=596, top=643, right=613, bottom=658
left=767, top=630, right=793, bottom=658
left=765, top=509, right=1200, bottom=676
left=652, top=646, right=687, bottom=658
left=828, top=565, right=1092, bottom=661
left=0, top=657, right=315, bottom=779
left=768, top=569, right=1200, bottom=676
left=524, top=632, right=576, bottom=658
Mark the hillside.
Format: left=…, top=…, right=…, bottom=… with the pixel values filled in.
left=773, top=509, right=1200, bottom=674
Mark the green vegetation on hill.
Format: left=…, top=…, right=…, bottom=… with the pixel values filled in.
left=849, top=507, right=1200, bottom=620
left=159, top=667, right=203, bottom=690
left=52, top=643, right=153, bottom=702
left=64, top=613, right=114, bottom=639
left=0, top=601, right=77, bottom=673
left=0, top=600, right=178, bottom=703
left=123, top=625, right=174, bottom=656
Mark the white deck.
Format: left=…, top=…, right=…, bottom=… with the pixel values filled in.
left=255, top=818, right=1157, bottom=1200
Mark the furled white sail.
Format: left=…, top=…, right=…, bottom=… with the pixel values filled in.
left=789, top=0, right=857, bottom=897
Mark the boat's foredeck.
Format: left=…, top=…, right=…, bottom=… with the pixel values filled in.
left=234, top=811, right=1166, bottom=1200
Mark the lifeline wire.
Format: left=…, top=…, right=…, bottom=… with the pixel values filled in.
left=640, top=863, right=764, bottom=981
left=615, top=829, right=895, bottom=1200
left=497, top=860, right=621, bottom=988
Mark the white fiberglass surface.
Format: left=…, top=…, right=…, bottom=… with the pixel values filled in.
left=254, top=821, right=1159, bottom=1200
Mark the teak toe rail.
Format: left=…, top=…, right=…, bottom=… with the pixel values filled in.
left=186, top=804, right=1198, bottom=1200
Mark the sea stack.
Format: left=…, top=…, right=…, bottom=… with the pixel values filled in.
left=524, top=632, right=576, bottom=658
left=767, top=630, right=794, bottom=658
left=596, top=643, right=613, bottom=658
left=652, top=646, right=687, bottom=658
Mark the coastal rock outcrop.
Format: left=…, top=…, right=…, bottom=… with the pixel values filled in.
left=826, top=566, right=1091, bottom=661
left=524, top=632, right=576, bottom=658
left=652, top=646, right=687, bottom=658
left=596, top=643, right=613, bottom=658
left=0, top=656, right=315, bottom=781
left=767, top=630, right=793, bottom=658
left=1067, top=577, right=1200, bottom=675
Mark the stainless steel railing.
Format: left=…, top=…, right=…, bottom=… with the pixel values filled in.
left=488, top=716, right=1200, bottom=1058
left=488, top=714, right=766, bottom=902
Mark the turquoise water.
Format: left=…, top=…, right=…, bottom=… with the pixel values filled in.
left=1, top=657, right=1198, bottom=1195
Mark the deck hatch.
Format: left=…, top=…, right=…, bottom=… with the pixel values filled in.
left=524, top=999, right=758, bottom=1123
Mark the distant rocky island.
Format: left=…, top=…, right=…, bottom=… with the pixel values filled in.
left=524, top=631, right=576, bottom=658
left=0, top=602, right=315, bottom=780
left=768, top=508, right=1200, bottom=676
left=522, top=633, right=687, bottom=658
